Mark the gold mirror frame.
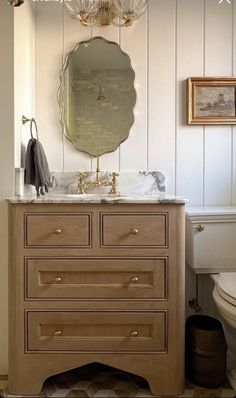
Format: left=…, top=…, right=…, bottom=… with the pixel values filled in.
left=58, top=36, right=136, bottom=157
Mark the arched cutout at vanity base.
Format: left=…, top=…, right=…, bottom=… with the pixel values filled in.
left=8, top=356, right=184, bottom=396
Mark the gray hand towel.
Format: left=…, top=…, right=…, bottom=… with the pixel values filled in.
left=25, top=138, right=51, bottom=197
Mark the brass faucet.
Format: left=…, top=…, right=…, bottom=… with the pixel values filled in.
left=77, top=156, right=119, bottom=195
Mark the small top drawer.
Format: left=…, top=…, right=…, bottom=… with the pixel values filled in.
left=101, top=213, right=168, bottom=248
left=25, top=213, right=91, bottom=247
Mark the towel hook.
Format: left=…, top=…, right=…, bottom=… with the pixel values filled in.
left=22, top=115, right=39, bottom=140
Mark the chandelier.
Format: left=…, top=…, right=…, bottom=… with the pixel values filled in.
left=8, top=0, right=24, bottom=5
left=64, top=0, right=149, bottom=27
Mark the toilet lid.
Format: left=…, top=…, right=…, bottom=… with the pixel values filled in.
left=217, top=273, right=236, bottom=306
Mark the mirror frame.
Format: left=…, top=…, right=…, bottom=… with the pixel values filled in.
left=58, top=36, right=136, bottom=157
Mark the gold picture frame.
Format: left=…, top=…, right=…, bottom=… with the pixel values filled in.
left=187, top=77, right=236, bottom=125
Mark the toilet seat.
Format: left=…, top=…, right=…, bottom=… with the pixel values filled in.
left=212, top=273, right=236, bottom=391
left=213, top=273, right=236, bottom=329
left=216, top=273, right=236, bottom=307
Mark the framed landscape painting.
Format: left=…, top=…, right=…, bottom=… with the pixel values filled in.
left=187, top=77, right=236, bottom=125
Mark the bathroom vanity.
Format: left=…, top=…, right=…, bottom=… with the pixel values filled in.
left=8, top=195, right=186, bottom=396
left=8, top=37, right=186, bottom=396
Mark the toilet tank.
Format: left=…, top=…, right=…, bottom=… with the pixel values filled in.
left=186, top=206, right=236, bottom=273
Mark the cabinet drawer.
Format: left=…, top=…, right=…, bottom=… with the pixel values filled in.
left=25, top=257, right=167, bottom=300
left=25, top=213, right=91, bottom=247
left=101, top=213, right=168, bottom=248
left=26, top=311, right=167, bottom=353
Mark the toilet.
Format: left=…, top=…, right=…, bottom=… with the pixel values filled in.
left=213, top=273, right=236, bottom=389
left=186, top=206, right=236, bottom=390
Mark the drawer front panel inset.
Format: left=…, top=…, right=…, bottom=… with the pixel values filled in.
left=26, top=311, right=167, bottom=353
left=25, top=213, right=91, bottom=247
left=25, top=257, right=167, bottom=300
left=101, top=213, right=168, bottom=248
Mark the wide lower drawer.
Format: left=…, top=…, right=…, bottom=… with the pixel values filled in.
left=25, top=257, right=167, bottom=300
left=26, top=311, right=167, bottom=352
left=101, top=213, right=168, bottom=248
left=24, top=213, right=91, bottom=247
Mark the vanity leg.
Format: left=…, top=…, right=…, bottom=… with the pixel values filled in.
left=147, top=375, right=184, bottom=397
left=8, top=367, right=45, bottom=395
left=148, top=376, right=165, bottom=397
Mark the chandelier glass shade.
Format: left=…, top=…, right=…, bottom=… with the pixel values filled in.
left=8, top=0, right=25, bottom=6
left=64, top=0, right=149, bottom=27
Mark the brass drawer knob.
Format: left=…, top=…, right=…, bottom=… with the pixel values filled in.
left=130, top=330, right=138, bottom=337
left=130, top=228, right=139, bottom=235
left=54, top=276, right=62, bottom=283
left=54, top=228, right=62, bottom=235
left=130, top=276, right=139, bottom=283
left=194, top=224, right=205, bottom=232
left=54, top=330, right=62, bottom=337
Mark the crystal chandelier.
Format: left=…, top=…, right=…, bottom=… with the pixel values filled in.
left=64, top=0, right=149, bottom=27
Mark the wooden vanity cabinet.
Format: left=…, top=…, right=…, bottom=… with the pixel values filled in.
left=8, top=202, right=185, bottom=396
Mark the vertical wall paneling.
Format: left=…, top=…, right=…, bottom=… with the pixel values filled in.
left=176, top=0, right=204, bottom=205
left=91, top=25, right=120, bottom=171
left=33, top=0, right=236, bottom=204
left=14, top=1, right=35, bottom=167
left=148, top=0, right=176, bottom=193
left=119, top=13, right=148, bottom=170
left=35, top=2, right=63, bottom=171
left=63, top=11, right=92, bottom=171
left=204, top=0, right=232, bottom=205
left=205, top=0, right=232, bottom=75
left=232, top=0, right=236, bottom=204
left=204, top=127, right=232, bottom=205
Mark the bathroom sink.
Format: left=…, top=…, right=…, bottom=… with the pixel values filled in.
left=65, top=193, right=162, bottom=199
left=65, top=193, right=119, bottom=199
left=66, top=193, right=114, bottom=198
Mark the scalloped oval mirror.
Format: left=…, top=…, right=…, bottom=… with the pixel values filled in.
left=58, top=36, right=136, bottom=157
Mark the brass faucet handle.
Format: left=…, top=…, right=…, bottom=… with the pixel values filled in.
left=109, top=172, right=120, bottom=195
left=110, top=172, right=119, bottom=178
left=76, top=172, right=87, bottom=179
left=76, top=171, right=87, bottom=194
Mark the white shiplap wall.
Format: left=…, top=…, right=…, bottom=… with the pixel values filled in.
left=14, top=0, right=35, bottom=167
left=35, top=0, right=236, bottom=206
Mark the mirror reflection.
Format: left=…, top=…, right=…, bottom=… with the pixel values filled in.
left=58, top=36, right=136, bottom=157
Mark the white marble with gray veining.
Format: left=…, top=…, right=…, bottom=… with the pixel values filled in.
left=7, top=193, right=188, bottom=204
left=9, top=169, right=188, bottom=204
left=49, top=171, right=166, bottom=195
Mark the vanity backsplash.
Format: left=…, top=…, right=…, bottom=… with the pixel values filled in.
left=51, top=171, right=166, bottom=195
left=15, top=169, right=166, bottom=197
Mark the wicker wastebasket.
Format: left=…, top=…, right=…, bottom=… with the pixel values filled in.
left=185, top=315, right=228, bottom=388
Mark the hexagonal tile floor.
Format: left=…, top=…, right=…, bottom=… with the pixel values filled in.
left=1, top=363, right=235, bottom=397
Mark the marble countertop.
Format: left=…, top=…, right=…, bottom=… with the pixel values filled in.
left=7, top=193, right=188, bottom=204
